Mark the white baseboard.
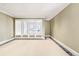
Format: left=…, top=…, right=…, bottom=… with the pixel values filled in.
left=0, top=38, right=15, bottom=45
left=50, top=36, right=79, bottom=56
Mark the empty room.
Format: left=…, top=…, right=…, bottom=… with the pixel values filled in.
left=0, top=3, right=79, bottom=56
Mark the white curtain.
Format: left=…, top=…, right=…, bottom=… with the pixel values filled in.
left=15, top=19, right=42, bottom=36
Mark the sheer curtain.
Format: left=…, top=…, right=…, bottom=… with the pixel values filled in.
left=15, top=20, right=21, bottom=35
left=15, top=19, right=42, bottom=37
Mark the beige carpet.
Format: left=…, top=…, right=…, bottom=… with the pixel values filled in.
left=0, top=38, right=69, bottom=56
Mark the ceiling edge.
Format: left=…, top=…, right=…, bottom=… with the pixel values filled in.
left=46, top=3, right=70, bottom=21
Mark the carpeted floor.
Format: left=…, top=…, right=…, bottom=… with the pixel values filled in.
left=0, top=38, right=69, bottom=56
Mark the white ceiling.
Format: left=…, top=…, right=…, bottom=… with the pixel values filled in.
left=0, top=3, right=69, bottom=20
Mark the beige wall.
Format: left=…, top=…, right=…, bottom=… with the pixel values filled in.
left=50, top=4, right=79, bottom=53
left=43, top=20, right=50, bottom=35
left=0, top=12, right=13, bottom=42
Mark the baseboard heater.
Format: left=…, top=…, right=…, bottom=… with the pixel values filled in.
left=50, top=36, right=79, bottom=56
left=15, top=35, right=45, bottom=40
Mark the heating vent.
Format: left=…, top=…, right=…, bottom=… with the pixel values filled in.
left=15, top=35, right=45, bottom=39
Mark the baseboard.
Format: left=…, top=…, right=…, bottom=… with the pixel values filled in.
left=50, top=36, right=79, bottom=56
left=0, top=38, right=15, bottom=46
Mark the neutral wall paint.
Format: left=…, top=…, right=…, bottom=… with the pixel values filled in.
left=50, top=4, right=79, bottom=53
left=0, top=12, right=13, bottom=42
left=44, top=20, right=50, bottom=35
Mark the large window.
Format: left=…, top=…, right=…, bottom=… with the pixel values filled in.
left=15, top=19, right=42, bottom=36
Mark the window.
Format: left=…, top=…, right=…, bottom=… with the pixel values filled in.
left=27, top=20, right=42, bottom=35
left=15, top=19, right=42, bottom=36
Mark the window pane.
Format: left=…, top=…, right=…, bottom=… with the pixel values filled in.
left=27, top=20, right=42, bottom=35
left=28, top=22, right=35, bottom=35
